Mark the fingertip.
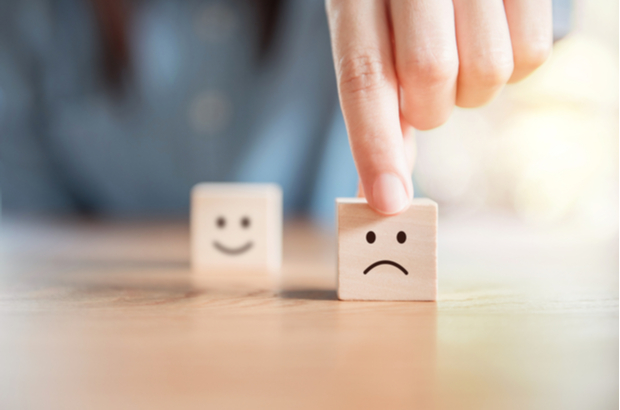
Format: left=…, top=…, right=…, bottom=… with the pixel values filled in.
left=369, top=173, right=412, bottom=215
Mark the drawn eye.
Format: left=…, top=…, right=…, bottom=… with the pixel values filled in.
left=366, top=231, right=376, bottom=244
left=241, top=216, right=251, bottom=228
left=216, top=216, right=226, bottom=228
left=397, top=231, right=407, bottom=244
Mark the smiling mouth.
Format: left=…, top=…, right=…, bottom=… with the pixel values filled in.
left=363, top=260, right=408, bottom=275
left=213, top=241, right=254, bottom=255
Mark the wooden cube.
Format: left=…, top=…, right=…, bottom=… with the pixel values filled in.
left=191, top=183, right=282, bottom=274
left=337, top=198, right=438, bottom=301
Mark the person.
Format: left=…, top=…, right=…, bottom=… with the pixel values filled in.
left=0, top=0, right=552, bottom=219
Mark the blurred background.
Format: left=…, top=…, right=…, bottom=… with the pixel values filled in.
left=0, top=0, right=617, bottom=240
left=0, top=3, right=616, bottom=407
left=415, top=0, right=618, bottom=239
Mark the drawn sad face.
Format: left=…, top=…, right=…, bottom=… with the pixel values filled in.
left=362, top=229, right=409, bottom=275
left=337, top=198, right=437, bottom=301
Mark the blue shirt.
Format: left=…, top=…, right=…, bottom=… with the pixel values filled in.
left=0, top=0, right=358, bottom=221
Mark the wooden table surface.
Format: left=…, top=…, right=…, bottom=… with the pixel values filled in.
left=0, top=215, right=617, bottom=410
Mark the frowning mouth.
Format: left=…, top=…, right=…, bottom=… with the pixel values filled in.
left=213, top=241, right=253, bottom=255
left=363, top=260, right=408, bottom=275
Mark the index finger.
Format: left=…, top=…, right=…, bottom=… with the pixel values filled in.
left=327, top=0, right=413, bottom=215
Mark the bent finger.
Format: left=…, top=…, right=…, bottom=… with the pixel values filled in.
left=504, top=0, right=553, bottom=83
left=453, top=0, right=514, bottom=107
left=390, top=0, right=459, bottom=130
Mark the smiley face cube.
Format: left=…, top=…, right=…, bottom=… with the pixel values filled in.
left=191, top=183, right=282, bottom=273
left=337, top=198, right=438, bottom=301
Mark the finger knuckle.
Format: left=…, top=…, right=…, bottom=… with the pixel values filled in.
left=337, top=51, right=391, bottom=96
left=400, top=51, right=459, bottom=88
left=412, top=111, right=451, bottom=131
left=463, top=54, right=514, bottom=88
left=514, top=41, right=552, bottom=72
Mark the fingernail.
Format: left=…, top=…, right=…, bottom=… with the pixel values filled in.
left=371, top=173, right=410, bottom=215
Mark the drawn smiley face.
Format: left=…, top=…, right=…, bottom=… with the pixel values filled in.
left=362, top=230, right=409, bottom=275
left=213, top=215, right=254, bottom=255
left=191, top=183, right=282, bottom=273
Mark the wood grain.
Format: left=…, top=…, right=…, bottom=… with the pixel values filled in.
left=0, top=216, right=617, bottom=410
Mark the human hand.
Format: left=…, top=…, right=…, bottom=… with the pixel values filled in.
left=326, top=0, right=552, bottom=214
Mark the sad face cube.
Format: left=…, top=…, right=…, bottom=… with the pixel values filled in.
left=337, top=198, right=438, bottom=301
left=191, top=183, right=282, bottom=273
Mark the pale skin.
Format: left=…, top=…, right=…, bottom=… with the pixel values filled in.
left=326, top=0, right=553, bottom=215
